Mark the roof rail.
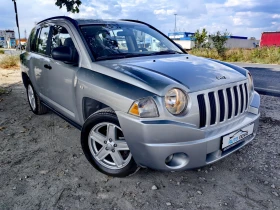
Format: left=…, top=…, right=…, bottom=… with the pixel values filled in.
left=37, top=16, right=78, bottom=26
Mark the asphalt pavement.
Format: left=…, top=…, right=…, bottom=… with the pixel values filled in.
left=234, top=62, right=280, bottom=97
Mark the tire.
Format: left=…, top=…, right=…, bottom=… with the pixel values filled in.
left=81, top=108, right=138, bottom=177
left=26, top=83, right=48, bottom=115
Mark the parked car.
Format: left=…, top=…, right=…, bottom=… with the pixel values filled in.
left=16, top=43, right=26, bottom=50
left=20, top=16, right=260, bottom=177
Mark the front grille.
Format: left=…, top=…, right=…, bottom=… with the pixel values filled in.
left=197, top=82, right=249, bottom=128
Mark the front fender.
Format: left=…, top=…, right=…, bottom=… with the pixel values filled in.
left=75, top=68, right=156, bottom=124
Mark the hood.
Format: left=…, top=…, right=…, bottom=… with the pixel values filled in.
left=97, top=54, right=247, bottom=92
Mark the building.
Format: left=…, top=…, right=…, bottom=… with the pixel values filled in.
left=168, top=32, right=195, bottom=49
left=16, top=38, right=27, bottom=46
left=168, top=32, right=259, bottom=50
left=0, top=30, right=16, bottom=48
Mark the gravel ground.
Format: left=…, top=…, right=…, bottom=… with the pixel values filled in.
left=0, top=79, right=280, bottom=209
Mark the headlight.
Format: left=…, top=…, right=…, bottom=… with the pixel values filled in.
left=165, top=88, right=187, bottom=115
left=129, top=97, right=159, bottom=118
left=247, top=72, right=254, bottom=96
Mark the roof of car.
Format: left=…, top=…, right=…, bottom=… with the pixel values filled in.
left=37, top=16, right=144, bottom=26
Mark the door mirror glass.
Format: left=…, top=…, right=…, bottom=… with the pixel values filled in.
left=52, top=46, right=73, bottom=62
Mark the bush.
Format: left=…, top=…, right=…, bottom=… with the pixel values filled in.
left=210, top=30, right=230, bottom=58
left=193, top=28, right=208, bottom=48
left=189, top=47, right=280, bottom=64
left=0, top=49, right=4, bottom=54
left=0, top=55, right=20, bottom=69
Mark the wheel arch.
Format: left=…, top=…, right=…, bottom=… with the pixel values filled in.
left=22, top=72, right=30, bottom=88
left=82, top=97, right=111, bottom=121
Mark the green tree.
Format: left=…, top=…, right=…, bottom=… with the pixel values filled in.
left=210, top=30, right=231, bottom=58
left=193, top=28, right=208, bottom=48
left=55, top=0, right=82, bottom=13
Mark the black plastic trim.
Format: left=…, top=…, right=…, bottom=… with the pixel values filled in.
left=37, top=16, right=78, bottom=26
left=41, top=101, right=82, bottom=130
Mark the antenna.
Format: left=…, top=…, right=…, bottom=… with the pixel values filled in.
left=24, top=29, right=26, bottom=39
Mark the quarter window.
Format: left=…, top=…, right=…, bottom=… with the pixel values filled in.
left=28, top=28, right=37, bottom=52
left=37, top=25, right=51, bottom=55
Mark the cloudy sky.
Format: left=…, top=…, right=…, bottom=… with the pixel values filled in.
left=1, top=0, right=280, bottom=39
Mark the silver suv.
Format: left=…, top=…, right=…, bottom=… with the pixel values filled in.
left=20, top=16, right=260, bottom=177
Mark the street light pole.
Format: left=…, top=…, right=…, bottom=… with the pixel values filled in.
left=12, top=0, right=21, bottom=52
left=174, top=14, right=177, bottom=33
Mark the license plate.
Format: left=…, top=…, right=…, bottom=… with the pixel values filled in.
left=222, top=123, right=254, bottom=150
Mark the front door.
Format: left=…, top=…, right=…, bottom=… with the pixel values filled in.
left=43, top=24, right=80, bottom=121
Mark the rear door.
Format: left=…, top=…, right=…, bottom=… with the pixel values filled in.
left=43, top=23, right=80, bottom=121
left=30, top=24, right=52, bottom=97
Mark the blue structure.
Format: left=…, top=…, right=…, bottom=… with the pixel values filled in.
left=168, top=32, right=248, bottom=41
left=227, top=35, right=247, bottom=40
left=10, top=38, right=16, bottom=47
left=168, top=32, right=195, bottom=40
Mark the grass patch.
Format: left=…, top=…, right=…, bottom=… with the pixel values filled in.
left=189, top=47, right=280, bottom=64
left=0, top=87, right=6, bottom=95
left=0, top=55, right=20, bottom=69
left=0, top=87, right=12, bottom=96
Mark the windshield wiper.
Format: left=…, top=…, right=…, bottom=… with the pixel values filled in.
left=96, top=54, right=127, bottom=61
left=96, top=50, right=184, bottom=61
left=148, top=50, right=184, bottom=56
left=96, top=53, right=151, bottom=61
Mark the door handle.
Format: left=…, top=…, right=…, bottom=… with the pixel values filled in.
left=44, top=64, right=52, bottom=70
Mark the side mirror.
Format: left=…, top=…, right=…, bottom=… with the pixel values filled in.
left=52, top=46, right=74, bottom=62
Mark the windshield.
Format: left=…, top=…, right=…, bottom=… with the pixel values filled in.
left=80, top=23, right=184, bottom=61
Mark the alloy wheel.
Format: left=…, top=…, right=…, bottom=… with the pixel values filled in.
left=88, top=122, right=132, bottom=170
left=28, top=84, right=36, bottom=111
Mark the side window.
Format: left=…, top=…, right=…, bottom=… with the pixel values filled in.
left=50, top=25, right=79, bottom=63
left=50, top=25, right=72, bottom=51
left=37, top=25, right=51, bottom=55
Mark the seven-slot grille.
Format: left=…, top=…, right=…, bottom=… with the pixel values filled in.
left=197, top=82, right=249, bottom=128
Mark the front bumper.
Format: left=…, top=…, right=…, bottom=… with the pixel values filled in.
left=116, top=91, right=260, bottom=171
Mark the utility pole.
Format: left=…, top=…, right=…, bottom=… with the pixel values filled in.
left=12, top=0, right=21, bottom=52
left=174, top=14, right=177, bottom=33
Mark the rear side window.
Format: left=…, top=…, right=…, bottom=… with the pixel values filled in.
left=27, top=28, right=37, bottom=52
left=36, top=25, right=51, bottom=55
